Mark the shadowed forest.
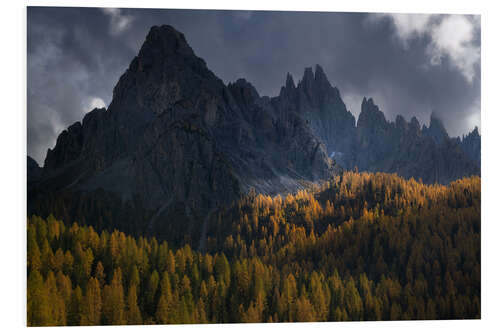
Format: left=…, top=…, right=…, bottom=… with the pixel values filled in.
left=27, top=171, right=480, bottom=325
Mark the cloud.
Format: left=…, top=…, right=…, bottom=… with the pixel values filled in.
left=372, top=14, right=480, bottom=83
left=428, top=15, right=480, bottom=83
left=84, top=97, right=107, bottom=112
left=101, top=8, right=135, bottom=35
left=465, top=97, right=481, bottom=134
left=27, top=7, right=134, bottom=164
left=371, top=13, right=432, bottom=45
left=340, top=92, right=364, bottom=118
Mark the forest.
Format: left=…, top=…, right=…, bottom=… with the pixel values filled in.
left=27, top=171, right=481, bottom=325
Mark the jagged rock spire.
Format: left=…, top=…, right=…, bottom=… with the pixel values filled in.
left=302, top=67, right=314, bottom=84
left=358, top=97, right=387, bottom=129
left=425, top=111, right=449, bottom=145
left=314, top=64, right=330, bottom=86
left=285, top=73, right=295, bottom=90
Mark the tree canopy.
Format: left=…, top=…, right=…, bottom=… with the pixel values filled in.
left=27, top=172, right=480, bottom=325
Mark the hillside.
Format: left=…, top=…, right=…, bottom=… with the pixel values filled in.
left=27, top=172, right=480, bottom=325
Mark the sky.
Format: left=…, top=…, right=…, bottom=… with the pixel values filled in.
left=27, top=7, right=481, bottom=165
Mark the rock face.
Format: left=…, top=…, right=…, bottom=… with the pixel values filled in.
left=27, top=156, right=42, bottom=186
left=460, top=127, right=481, bottom=168
left=274, top=65, right=356, bottom=157
left=338, top=98, right=480, bottom=184
left=271, top=71, right=480, bottom=184
left=423, top=112, right=450, bottom=146
left=28, top=25, right=480, bottom=243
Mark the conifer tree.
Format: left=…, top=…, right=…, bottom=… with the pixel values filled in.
left=102, top=268, right=126, bottom=325
left=80, top=277, right=102, bottom=325
left=155, top=294, right=170, bottom=324
left=68, top=286, right=83, bottom=325
left=27, top=270, right=51, bottom=326
left=126, top=284, right=142, bottom=325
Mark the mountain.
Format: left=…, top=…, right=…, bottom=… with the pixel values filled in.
left=27, top=156, right=42, bottom=185
left=423, top=111, right=450, bottom=145
left=342, top=99, right=480, bottom=184
left=28, top=25, right=333, bottom=243
left=460, top=126, right=481, bottom=167
left=271, top=69, right=480, bottom=184
left=28, top=25, right=480, bottom=244
left=274, top=65, right=356, bottom=157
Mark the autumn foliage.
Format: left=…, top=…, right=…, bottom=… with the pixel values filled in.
left=27, top=172, right=480, bottom=325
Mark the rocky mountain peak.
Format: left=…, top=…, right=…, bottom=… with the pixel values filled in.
left=429, top=111, right=446, bottom=130
left=228, top=78, right=260, bottom=109
left=141, top=25, right=194, bottom=58
left=409, top=116, right=422, bottom=135
left=314, top=64, right=330, bottom=87
left=297, top=65, right=335, bottom=92
left=297, top=67, right=316, bottom=100
left=460, top=125, right=481, bottom=167
left=285, top=73, right=296, bottom=90
left=361, top=96, right=375, bottom=108
left=469, top=126, right=480, bottom=137
left=358, top=97, right=387, bottom=129
left=43, top=121, right=84, bottom=171
left=279, top=73, right=297, bottom=100
left=410, top=116, right=420, bottom=128
left=395, top=114, right=408, bottom=130
left=302, top=67, right=315, bottom=85
left=424, top=111, right=449, bottom=145
left=293, top=65, right=343, bottom=109
left=110, top=25, right=223, bottom=117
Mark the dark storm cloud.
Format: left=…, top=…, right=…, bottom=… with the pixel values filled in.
left=27, top=7, right=481, bottom=165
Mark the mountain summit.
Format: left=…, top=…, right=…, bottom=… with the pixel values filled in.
left=28, top=25, right=480, bottom=244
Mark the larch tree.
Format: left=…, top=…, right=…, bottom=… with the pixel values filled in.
left=80, top=277, right=102, bottom=325
left=102, top=268, right=126, bottom=325
left=126, top=284, right=142, bottom=325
